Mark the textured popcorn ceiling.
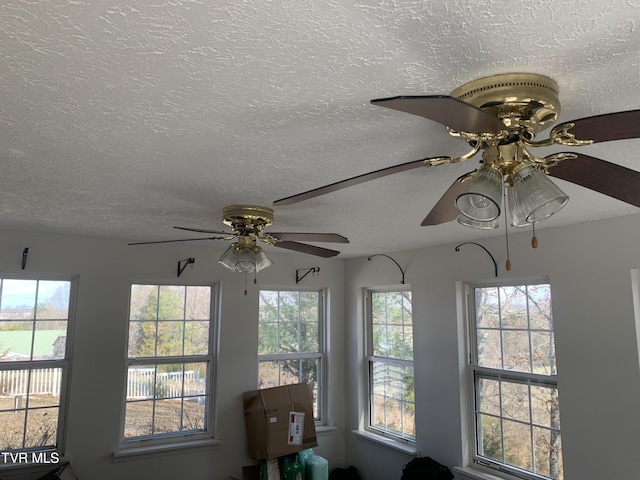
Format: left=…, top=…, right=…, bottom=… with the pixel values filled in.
left=1, top=0, right=640, bottom=258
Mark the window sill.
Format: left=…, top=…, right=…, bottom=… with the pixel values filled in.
left=113, top=438, right=221, bottom=462
left=453, top=465, right=525, bottom=480
left=316, top=425, right=338, bottom=436
left=351, top=430, right=417, bottom=456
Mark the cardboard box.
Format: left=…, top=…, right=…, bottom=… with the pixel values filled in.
left=243, top=383, right=318, bottom=459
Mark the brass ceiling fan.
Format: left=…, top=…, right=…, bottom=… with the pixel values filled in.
left=130, top=205, right=349, bottom=275
left=274, top=73, right=640, bottom=233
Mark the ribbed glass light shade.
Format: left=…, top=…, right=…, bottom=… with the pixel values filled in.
left=456, top=214, right=499, bottom=230
left=455, top=166, right=503, bottom=221
left=218, top=243, right=274, bottom=273
left=254, top=247, right=274, bottom=272
left=218, top=244, right=255, bottom=272
left=508, top=165, right=569, bottom=226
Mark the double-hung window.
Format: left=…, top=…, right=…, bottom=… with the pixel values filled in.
left=467, top=280, right=562, bottom=480
left=365, top=288, right=414, bottom=440
left=0, top=276, right=76, bottom=461
left=122, top=283, right=218, bottom=446
left=257, top=289, right=325, bottom=422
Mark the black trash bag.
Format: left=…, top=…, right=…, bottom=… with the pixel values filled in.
left=329, top=466, right=363, bottom=480
left=401, top=457, right=453, bottom=480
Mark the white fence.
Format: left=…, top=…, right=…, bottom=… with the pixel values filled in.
left=0, top=368, right=203, bottom=399
left=127, top=368, right=203, bottom=399
left=0, top=368, right=62, bottom=397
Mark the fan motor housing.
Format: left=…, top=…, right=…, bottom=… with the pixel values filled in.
left=450, top=73, right=561, bottom=136
left=222, top=205, right=274, bottom=233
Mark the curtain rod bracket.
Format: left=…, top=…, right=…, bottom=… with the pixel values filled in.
left=296, top=267, right=319, bottom=284
left=367, top=254, right=405, bottom=284
left=455, top=242, right=498, bottom=277
left=22, top=248, right=29, bottom=270
left=178, top=258, right=195, bottom=277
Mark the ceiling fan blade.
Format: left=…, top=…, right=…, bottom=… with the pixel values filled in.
left=553, top=110, right=640, bottom=143
left=273, top=241, right=340, bottom=258
left=371, top=95, right=506, bottom=134
left=174, top=226, right=232, bottom=235
left=274, top=157, right=439, bottom=206
left=269, top=232, right=349, bottom=243
left=421, top=174, right=470, bottom=226
left=547, top=153, right=640, bottom=207
left=129, top=236, right=227, bottom=246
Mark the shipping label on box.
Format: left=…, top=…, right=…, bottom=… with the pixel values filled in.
left=287, top=412, right=305, bottom=445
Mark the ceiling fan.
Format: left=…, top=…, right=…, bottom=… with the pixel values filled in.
left=129, top=205, right=349, bottom=274
left=274, top=73, right=640, bottom=233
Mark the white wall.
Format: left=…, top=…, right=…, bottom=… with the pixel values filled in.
left=344, top=213, right=640, bottom=480
left=3, top=212, right=640, bottom=480
left=0, top=230, right=345, bottom=480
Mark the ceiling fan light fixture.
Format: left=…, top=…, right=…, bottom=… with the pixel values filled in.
left=254, top=247, right=274, bottom=272
left=218, top=242, right=273, bottom=273
left=456, top=214, right=499, bottom=230
left=455, top=166, right=503, bottom=221
left=508, top=164, right=569, bottom=225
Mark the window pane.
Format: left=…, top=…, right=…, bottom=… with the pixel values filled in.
left=130, top=285, right=157, bottom=320
left=533, top=427, right=562, bottom=479
left=279, top=322, right=299, bottom=354
left=531, top=385, right=560, bottom=428
left=258, top=291, right=279, bottom=322
left=477, top=377, right=501, bottom=417
left=24, top=406, right=58, bottom=449
left=499, top=286, right=529, bottom=329
left=502, top=330, right=531, bottom=372
left=157, top=321, right=184, bottom=357
left=1, top=280, right=37, bottom=320
left=475, top=287, right=500, bottom=328
left=503, top=419, right=533, bottom=472
left=532, top=331, right=557, bottom=375
left=258, top=361, right=279, bottom=389
left=33, top=321, right=68, bottom=360
left=184, top=321, right=209, bottom=356
left=128, top=321, right=156, bottom=358
left=124, top=400, right=153, bottom=438
left=528, top=284, right=553, bottom=330
left=153, top=399, right=183, bottom=434
left=0, top=321, right=34, bottom=362
left=185, top=286, right=210, bottom=320
left=258, top=322, right=278, bottom=355
left=476, top=329, right=502, bottom=369
left=299, top=322, right=318, bottom=352
left=158, top=286, right=185, bottom=320
left=36, top=281, right=71, bottom=320
left=0, top=409, right=26, bottom=449
left=299, top=292, right=318, bottom=322
left=372, top=323, right=388, bottom=357
left=478, top=413, right=502, bottom=462
left=501, top=381, right=530, bottom=423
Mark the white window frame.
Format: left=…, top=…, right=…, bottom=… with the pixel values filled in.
left=0, top=274, right=77, bottom=463
left=364, top=286, right=415, bottom=442
left=464, top=278, right=562, bottom=480
left=118, top=282, right=220, bottom=451
left=257, top=288, right=327, bottom=424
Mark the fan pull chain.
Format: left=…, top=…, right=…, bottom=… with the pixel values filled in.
left=244, top=272, right=248, bottom=296
left=531, top=221, right=538, bottom=248
left=504, top=191, right=512, bottom=271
